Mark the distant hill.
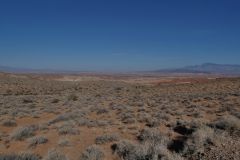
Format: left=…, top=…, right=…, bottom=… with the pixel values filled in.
left=0, top=66, right=70, bottom=74
left=0, top=66, right=45, bottom=73
left=1, top=63, right=240, bottom=75
left=0, top=66, right=29, bottom=73
left=155, top=63, right=240, bottom=75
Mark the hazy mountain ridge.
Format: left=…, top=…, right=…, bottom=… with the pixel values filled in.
left=155, top=63, right=240, bottom=75
left=183, top=63, right=240, bottom=74
left=1, top=63, right=240, bottom=75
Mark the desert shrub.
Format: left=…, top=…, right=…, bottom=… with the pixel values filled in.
left=80, top=145, right=104, bottom=160
left=44, top=149, right=68, bottom=160
left=210, top=115, right=240, bottom=135
left=11, top=125, right=38, bottom=140
left=78, top=119, right=110, bottom=128
left=1, top=119, right=17, bottom=127
left=182, top=126, right=215, bottom=158
left=145, top=118, right=161, bottom=128
left=173, top=122, right=196, bottom=136
left=39, top=123, right=49, bottom=130
left=67, top=93, right=78, bottom=101
left=49, top=112, right=83, bottom=125
left=58, top=124, right=79, bottom=135
left=96, top=108, right=109, bottom=115
left=95, top=134, right=119, bottom=144
left=111, top=129, right=174, bottom=160
left=76, top=118, right=89, bottom=126
left=112, top=140, right=183, bottom=160
left=58, top=138, right=70, bottom=147
left=136, top=113, right=151, bottom=123
left=22, top=98, right=33, bottom=103
left=137, top=128, right=169, bottom=145
left=110, top=105, right=126, bottom=111
left=51, top=99, right=60, bottom=103
left=154, top=113, right=170, bottom=121
left=120, top=112, right=136, bottom=124
left=231, top=111, right=240, bottom=119
left=0, top=153, right=40, bottom=160
left=28, top=136, right=48, bottom=147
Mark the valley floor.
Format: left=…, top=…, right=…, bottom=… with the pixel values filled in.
left=0, top=73, right=239, bottom=160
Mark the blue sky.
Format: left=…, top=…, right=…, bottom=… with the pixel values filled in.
left=0, top=0, right=240, bottom=71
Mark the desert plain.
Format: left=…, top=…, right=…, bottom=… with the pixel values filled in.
left=0, top=72, right=239, bottom=160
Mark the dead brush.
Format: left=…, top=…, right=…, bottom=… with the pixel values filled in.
left=11, top=124, right=39, bottom=140
left=80, top=145, right=104, bottom=160
left=28, top=136, right=48, bottom=148
left=95, top=134, right=119, bottom=144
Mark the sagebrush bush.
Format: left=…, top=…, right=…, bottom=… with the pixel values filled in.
left=1, top=119, right=17, bottom=127
left=44, top=149, right=68, bottom=160
left=67, top=93, right=78, bottom=101
left=137, top=128, right=169, bottom=145
left=183, top=126, right=215, bottom=157
left=11, top=125, right=38, bottom=140
left=112, top=140, right=184, bottom=160
left=210, top=115, right=240, bottom=135
left=58, top=124, right=79, bottom=135
left=28, top=136, right=48, bottom=147
left=95, top=134, right=119, bottom=144
left=80, top=145, right=104, bottom=160
left=0, top=153, right=40, bottom=160
left=58, top=138, right=70, bottom=147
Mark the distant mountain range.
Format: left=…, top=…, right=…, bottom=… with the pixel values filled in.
left=155, top=63, right=240, bottom=75
left=0, top=66, right=76, bottom=74
left=1, top=63, right=240, bottom=75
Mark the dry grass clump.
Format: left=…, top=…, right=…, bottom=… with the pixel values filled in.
left=167, top=120, right=227, bottom=159
left=95, top=134, right=119, bottom=145
left=51, top=98, right=60, bottom=103
left=58, top=138, right=70, bottom=147
left=145, top=118, right=161, bottom=128
left=120, top=112, right=136, bottom=124
left=44, top=149, right=68, bottom=160
left=22, top=98, right=34, bottom=104
left=137, top=128, right=169, bottom=145
left=58, top=124, right=79, bottom=135
left=210, top=115, right=240, bottom=135
left=10, top=125, right=38, bottom=140
left=28, top=136, right=48, bottom=147
left=0, top=153, right=40, bottom=160
left=48, top=112, right=84, bottom=125
left=111, top=128, right=175, bottom=160
left=67, top=93, right=78, bottom=101
left=1, top=119, right=17, bottom=127
left=76, top=119, right=110, bottom=128
left=95, top=108, right=109, bottom=115
left=80, top=145, right=104, bottom=160
left=182, top=126, right=215, bottom=158
left=112, top=140, right=183, bottom=160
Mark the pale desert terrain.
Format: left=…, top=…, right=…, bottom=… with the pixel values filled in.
left=0, top=72, right=239, bottom=160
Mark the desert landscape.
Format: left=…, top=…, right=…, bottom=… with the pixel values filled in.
left=0, top=72, right=239, bottom=160
left=1, top=0, right=240, bottom=159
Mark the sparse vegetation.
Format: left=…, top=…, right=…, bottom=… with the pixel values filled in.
left=95, top=134, right=119, bottom=144
left=10, top=125, right=38, bottom=140
left=28, top=136, right=48, bottom=147
left=67, top=93, right=78, bottom=101
left=0, top=153, right=40, bottom=160
left=80, top=145, right=104, bottom=160
left=58, top=138, right=70, bottom=147
left=58, top=124, right=80, bottom=135
left=44, top=149, right=68, bottom=160
left=0, top=73, right=240, bottom=159
left=210, top=115, right=240, bottom=135
left=1, top=119, right=17, bottom=127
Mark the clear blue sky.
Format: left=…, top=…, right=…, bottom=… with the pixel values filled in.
left=0, top=0, right=240, bottom=71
